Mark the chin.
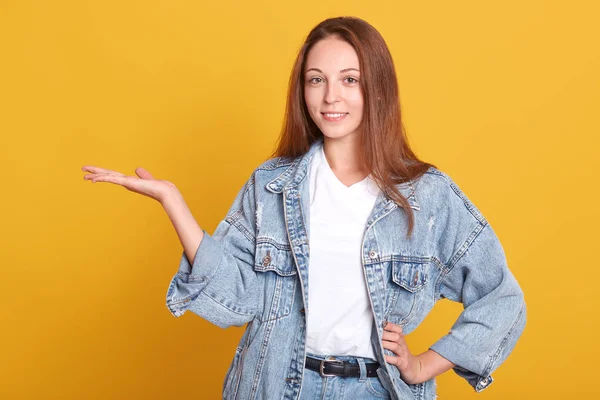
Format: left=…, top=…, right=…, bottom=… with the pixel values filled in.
left=319, top=128, right=360, bottom=141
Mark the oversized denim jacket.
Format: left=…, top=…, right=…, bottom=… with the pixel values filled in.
left=165, top=139, right=526, bottom=400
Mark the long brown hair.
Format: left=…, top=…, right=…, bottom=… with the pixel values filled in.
left=272, top=16, right=435, bottom=237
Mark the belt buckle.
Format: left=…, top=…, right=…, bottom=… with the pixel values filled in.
left=319, top=357, right=344, bottom=378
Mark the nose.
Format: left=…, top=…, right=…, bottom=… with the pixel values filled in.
left=324, top=82, right=341, bottom=104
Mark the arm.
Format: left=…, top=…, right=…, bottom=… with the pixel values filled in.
left=83, top=165, right=206, bottom=264
left=164, top=175, right=262, bottom=328
left=429, top=222, right=527, bottom=392
left=416, top=350, right=455, bottom=381
left=161, top=188, right=205, bottom=265
left=82, top=165, right=261, bottom=328
left=383, top=224, right=525, bottom=390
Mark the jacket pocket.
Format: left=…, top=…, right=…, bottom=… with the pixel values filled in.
left=386, top=258, right=429, bottom=324
left=253, top=239, right=298, bottom=322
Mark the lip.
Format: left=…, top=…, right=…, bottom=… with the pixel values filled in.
left=321, top=112, right=348, bottom=122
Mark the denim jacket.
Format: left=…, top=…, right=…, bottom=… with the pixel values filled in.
left=165, top=139, right=526, bottom=400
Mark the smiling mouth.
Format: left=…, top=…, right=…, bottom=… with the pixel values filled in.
left=321, top=112, right=348, bottom=121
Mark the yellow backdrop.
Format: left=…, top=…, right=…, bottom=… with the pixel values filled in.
left=1, top=0, right=598, bottom=398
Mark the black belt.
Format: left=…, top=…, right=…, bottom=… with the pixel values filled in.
left=305, top=356, right=380, bottom=378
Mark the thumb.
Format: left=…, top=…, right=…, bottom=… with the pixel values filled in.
left=135, top=167, right=155, bottom=180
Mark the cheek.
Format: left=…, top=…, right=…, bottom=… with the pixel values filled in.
left=349, top=93, right=364, bottom=116
left=304, top=88, right=321, bottom=111
left=344, top=87, right=362, bottom=104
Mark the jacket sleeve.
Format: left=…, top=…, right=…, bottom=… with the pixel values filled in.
left=429, top=221, right=527, bottom=392
left=165, top=174, right=261, bottom=328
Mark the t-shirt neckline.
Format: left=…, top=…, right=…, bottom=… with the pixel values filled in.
left=319, top=145, right=370, bottom=191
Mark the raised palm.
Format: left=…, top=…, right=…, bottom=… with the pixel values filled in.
left=82, top=166, right=176, bottom=203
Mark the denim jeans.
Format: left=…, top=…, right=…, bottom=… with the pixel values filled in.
left=299, top=353, right=391, bottom=399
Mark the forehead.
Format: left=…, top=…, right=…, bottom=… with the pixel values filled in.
left=305, top=37, right=359, bottom=71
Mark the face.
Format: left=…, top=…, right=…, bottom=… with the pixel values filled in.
left=304, top=37, right=364, bottom=143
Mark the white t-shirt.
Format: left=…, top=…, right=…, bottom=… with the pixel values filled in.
left=305, top=144, right=381, bottom=360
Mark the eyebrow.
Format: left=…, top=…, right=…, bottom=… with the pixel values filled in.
left=305, top=68, right=360, bottom=74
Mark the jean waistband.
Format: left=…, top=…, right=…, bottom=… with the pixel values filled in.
left=306, top=352, right=378, bottom=364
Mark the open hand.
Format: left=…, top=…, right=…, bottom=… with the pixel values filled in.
left=82, top=166, right=177, bottom=204
left=382, top=321, right=423, bottom=384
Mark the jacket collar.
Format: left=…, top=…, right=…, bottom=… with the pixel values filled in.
left=266, top=138, right=420, bottom=211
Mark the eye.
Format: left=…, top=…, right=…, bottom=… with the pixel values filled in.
left=308, top=76, right=324, bottom=84
left=344, top=77, right=359, bottom=84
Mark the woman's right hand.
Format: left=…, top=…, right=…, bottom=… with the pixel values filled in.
left=82, top=165, right=205, bottom=263
left=82, top=166, right=177, bottom=204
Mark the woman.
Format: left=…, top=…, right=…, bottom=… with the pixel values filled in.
left=82, top=16, right=526, bottom=400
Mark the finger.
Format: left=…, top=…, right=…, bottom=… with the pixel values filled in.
left=85, top=173, right=162, bottom=200
left=83, top=173, right=125, bottom=181
left=385, top=355, right=399, bottom=366
left=82, top=166, right=125, bottom=176
left=382, top=331, right=403, bottom=343
left=90, top=174, right=136, bottom=186
left=385, top=353, right=408, bottom=370
left=83, top=173, right=102, bottom=181
left=135, top=167, right=154, bottom=180
left=383, top=322, right=403, bottom=335
left=382, top=340, right=404, bottom=354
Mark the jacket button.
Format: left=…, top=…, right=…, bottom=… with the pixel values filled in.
left=262, top=253, right=272, bottom=266
left=369, top=250, right=378, bottom=259
left=300, top=308, right=305, bottom=314
left=382, top=319, right=388, bottom=328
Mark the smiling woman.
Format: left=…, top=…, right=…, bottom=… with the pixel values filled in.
left=303, top=38, right=364, bottom=144
left=82, top=16, right=526, bottom=400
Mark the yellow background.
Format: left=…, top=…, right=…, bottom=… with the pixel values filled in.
left=1, top=0, right=598, bottom=398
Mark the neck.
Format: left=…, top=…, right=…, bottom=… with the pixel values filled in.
left=322, top=135, right=366, bottom=176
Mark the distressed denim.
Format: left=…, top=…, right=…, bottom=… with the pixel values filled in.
left=165, top=139, right=526, bottom=400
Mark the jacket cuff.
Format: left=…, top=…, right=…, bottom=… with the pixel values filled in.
left=429, top=338, right=494, bottom=392
left=165, top=232, right=224, bottom=317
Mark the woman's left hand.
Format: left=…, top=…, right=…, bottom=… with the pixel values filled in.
left=382, top=322, right=423, bottom=384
